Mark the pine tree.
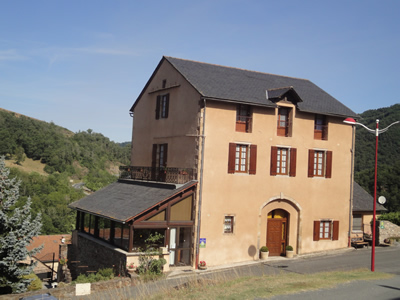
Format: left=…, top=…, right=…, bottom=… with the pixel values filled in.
left=0, top=156, right=42, bottom=294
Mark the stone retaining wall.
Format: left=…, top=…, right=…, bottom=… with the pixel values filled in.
left=377, top=220, right=400, bottom=244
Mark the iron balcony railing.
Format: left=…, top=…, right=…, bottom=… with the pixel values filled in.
left=119, top=166, right=195, bottom=184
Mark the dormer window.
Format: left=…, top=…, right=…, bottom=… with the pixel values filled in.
left=277, top=107, right=292, bottom=137
left=236, top=104, right=252, bottom=132
left=314, top=115, right=328, bottom=140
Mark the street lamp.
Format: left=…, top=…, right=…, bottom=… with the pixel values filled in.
left=343, top=117, right=400, bottom=272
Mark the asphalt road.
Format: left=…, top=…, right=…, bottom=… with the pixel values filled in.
left=75, top=245, right=400, bottom=299
left=265, top=246, right=400, bottom=300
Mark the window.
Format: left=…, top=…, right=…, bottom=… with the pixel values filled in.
left=352, top=214, right=362, bottom=231
left=308, top=150, right=332, bottom=178
left=277, top=107, right=292, bottom=137
left=228, top=143, right=257, bottom=174
left=152, top=144, right=168, bottom=168
left=155, top=94, right=169, bottom=119
left=236, top=104, right=252, bottom=132
left=314, top=115, right=328, bottom=140
left=313, top=220, right=339, bottom=241
left=224, top=216, right=234, bottom=233
left=270, top=146, right=297, bottom=176
left=152, top=143, right=168, bottom=181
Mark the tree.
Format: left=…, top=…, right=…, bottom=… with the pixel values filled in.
left=0, top=156, right=42, bottom=294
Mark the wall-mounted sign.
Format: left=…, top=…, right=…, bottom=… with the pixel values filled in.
left=199, top=238, right=206, bottom=248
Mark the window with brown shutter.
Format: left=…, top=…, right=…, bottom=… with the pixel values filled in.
left=270, top=146, right=296, bottom=177
left=155, top=93, right=169, bottom=119
left=228, top=143, right=257, bottom=174
left=277, top=107, right=292, bottom=137
left=236, top=104, right=252, bottom=132
left=313, top=220, right=339, bottom=241
left=314, top=114, right=328, bottom=140
left=308, top=149, right=332, bottom=178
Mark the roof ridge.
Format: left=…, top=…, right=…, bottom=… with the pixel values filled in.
left=164, top=56, right=310, bottom=82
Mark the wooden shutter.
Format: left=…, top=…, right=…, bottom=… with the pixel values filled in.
left=155, top=96, right=161, bottom=119
left=249, top=145, right=257, bottom=175
left=164, top=94, right=170, bottom=118
left=313, top=220, right=320, bottom=241
left=325, top=151, right=333, bottom=178
left=270, top=146, right=278, bottom=176
left=152, top=144, right=157, bottom=168
left=289, top=148, right=297, bottom=177
left=163, top=143, right=168, bottom=167
left=308, top=150, right=315, bottom=178
left=228, top=143, right=236, bottom=174
left=332, top=220, right=339, bottom=240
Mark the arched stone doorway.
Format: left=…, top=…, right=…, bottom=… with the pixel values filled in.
left=267, top=209, right=288, bottom=256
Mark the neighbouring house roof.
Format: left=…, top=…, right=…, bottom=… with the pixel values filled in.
left=353, top=181, right=387, bottom=212
left=69, top=180, right=198, bottom=223
left=27, top=234, right=71, bottom=262
left=131, top=56, right=357, bottom=118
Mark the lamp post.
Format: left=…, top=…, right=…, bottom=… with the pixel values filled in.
left=343, top=117, right=400, bottom=272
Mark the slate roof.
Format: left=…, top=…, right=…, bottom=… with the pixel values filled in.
left=69, top=180, right=197, bottom=223
left=132, top=56, right=357, bottom=118
left=353, top=181, right=387, bottom=212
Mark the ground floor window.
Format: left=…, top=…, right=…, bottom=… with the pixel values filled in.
left=224, top=216, right=234, bottom=233
left=313, top=220, right=339, bottom=241
left=352, top=214, right=362, bottom=231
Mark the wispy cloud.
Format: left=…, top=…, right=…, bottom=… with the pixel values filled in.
left=0, top=49, right=28, bottom=61
left=72, top=47, right=136, bottom=56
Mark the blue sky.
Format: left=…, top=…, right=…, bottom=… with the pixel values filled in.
left=1, top=1, right=399, bottom=142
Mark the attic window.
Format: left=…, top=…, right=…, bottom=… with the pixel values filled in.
left=162, top=80, right=167, bottom=89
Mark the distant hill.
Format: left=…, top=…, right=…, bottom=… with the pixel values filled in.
left=0, top=108, right=132, bottom=235
left=0, top=108, right=130, bottom=178
left=354, top=103, right=400, bottom=212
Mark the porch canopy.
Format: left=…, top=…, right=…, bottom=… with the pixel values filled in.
left=69, top=179, right=197, bottom=253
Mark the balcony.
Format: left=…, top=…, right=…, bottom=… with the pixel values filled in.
left=119, top=166, right=196, bottom=184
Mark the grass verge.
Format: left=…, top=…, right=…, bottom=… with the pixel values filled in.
left=145, top=269, right=392, bottom=300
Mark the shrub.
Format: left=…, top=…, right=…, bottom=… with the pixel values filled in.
left=260, top=246, right=269, bottom=252
left=74, top=268, right=114, bottom=284
left=23, top=273, right=42, bottom=291
left=378, top=212, right=400, bottom=226
left=136, top=233, right=167, bottom=276
left=286, top=245, right=293, bottom=251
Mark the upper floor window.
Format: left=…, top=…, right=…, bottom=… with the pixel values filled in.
left=313, top=220, right=339, bottom=241
left=277, top=107, right=292, bottom=137
left=270, top=146, right=297, bottom=176
left=228, top=143, right=257, bottom=174
left=308, top=149, right=332, bottom=178
left=314, top=115, right=328, bottom=140
left=236, top=104, right=252, bottom=132
left=156, top=94, right=169, bottom=119
left=152, top=143, right=168, bottom=168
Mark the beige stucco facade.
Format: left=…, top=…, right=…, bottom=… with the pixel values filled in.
left=130, top=58, right=354, bottom=267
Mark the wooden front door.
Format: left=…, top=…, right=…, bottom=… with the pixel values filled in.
left=267, top=218, right=287, bottom=256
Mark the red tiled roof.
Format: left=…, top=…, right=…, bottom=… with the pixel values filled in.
left=27, top=234, right=71, bottom=262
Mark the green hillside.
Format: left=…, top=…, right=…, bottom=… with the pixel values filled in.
left=0, top=108, right=131, bottom=234
left=354, top=104, right=400, bottom=212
